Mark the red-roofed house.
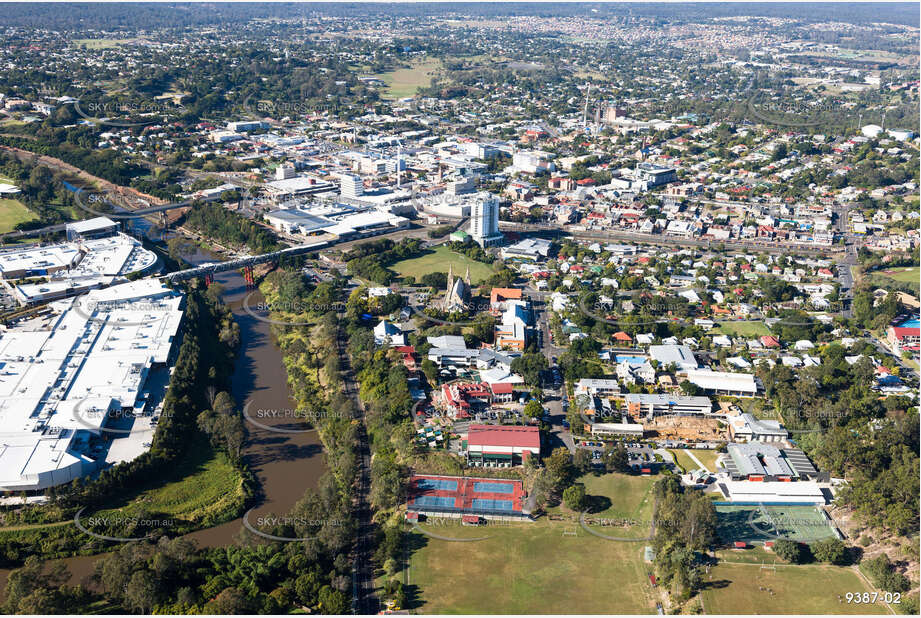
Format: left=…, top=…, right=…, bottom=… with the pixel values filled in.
left=491, top=287, right=523, bottom=310
left=465, top=424, right=541, bottom=467
left=887, top=325, right=920, bottom=354
left=394, top=345, right=418, bottom=371
left=613, top=331, right=633, bottom=344
left=489, top=382, right=515, bottom=403
left=760, top=335, right=780, bottom=348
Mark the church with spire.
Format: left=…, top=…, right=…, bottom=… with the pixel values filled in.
left=441, top=264, right=472, bottom=312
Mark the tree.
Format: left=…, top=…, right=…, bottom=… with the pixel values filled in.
left=773, top=539, right=805, bottom=564
left=810, top=537, right=847, bottom=565
left=523, top=399, right=544, bottom=421
left=125, top=570, right=161, bottom=614
left=204, top=588, right=255, bottom=614
left=604, top=443, right=631, bottom=473
left=545, top=447, right=576, bottom=491
left=563, top=483, right=588, bottom=512
left=678, top=380, right=699, bottom=396
left=573, top=448, right=593, bottom=473
left=318, top=585, right=350, bottom=614
left=510, top=352, right=548, bottom=387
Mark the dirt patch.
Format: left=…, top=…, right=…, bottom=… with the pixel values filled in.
left=644, top=416, right=727, bottom=442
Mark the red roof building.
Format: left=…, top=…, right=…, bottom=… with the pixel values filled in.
left=760, top=335, right=780, bottom=348
left=441, top=383, right=494, bottom=418
left=466, top=424, right=541, bottom=466
left=489, top=382, right=515, bottom=403
left=887, top=325, right=920, bottom=353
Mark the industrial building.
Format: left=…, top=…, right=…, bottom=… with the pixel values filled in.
left=0, top=232, right=160, bottom=305
left=722, top=442, right=819, bottom=482
left=500, top=237, right=552, bottom=262
left=263, top=203, right=409, bottom=240
left=0, top=280, right=184, bottom=492
left=263, top=175, right=337, bottom=202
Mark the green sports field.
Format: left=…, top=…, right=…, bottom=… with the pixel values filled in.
left=0, top=198, right=38, bottom=234
left=878, top=266, right=920, bottom=284
left=712, top=320, right=772, bottom=338
left=404, top=472, right=659, bottom=613
left=370, top=57, right=442, bottom=99
left=404, top=519, right=656, bottom=614
left=700, top=561, right=888, bottom=615
left=391, top=245, right=495, bottom=285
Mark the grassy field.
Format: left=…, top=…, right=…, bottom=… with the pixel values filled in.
left=713, top=320, right=771, bottom=338
left=404, top=519, right=656, bottom=614
left=0, top=198, right=37, bottom=234
left=545, top=471, right=656, bottom=538
left=96, top=448, right=243, bottom=525
left=877, top=266, right=920, bottom=284
left=688, top=449, right=721, bottom=472
left=391, top=245, right=494, bottom=285
left=670, top=449, right=702, bottom=474
left=701, top=561, right=888, bottom=615
left=73, top=38, right=134, bottom=48
left=371, top=58, right=442, bottom=99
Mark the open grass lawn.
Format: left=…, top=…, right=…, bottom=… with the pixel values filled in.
left=701, top=562, right=888, bottom=615
left=371, top=58, right=442, bottom=99
left=878, top=266, right=920, bottom=284
left=688, top=449, right=721, bottom=472
left=0, top=198, right=37, bottom=234
left=544, top=471, right=656, bottom=538
left=73, top=38, right=134, bottom=48
left=670, top=449, right=702, bottom=474
left=391, top=245, right=494, bottom=285
left=712, top=320, right=771, bottom=338
left=404, top=519, right=656, bottom=614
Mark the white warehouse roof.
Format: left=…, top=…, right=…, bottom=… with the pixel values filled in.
left=685, top=369, right=757, bottom=394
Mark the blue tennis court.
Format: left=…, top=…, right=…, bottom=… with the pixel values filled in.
left=471, top=498, right=514, bottom=511
left=416, top=478, right=458, bottom=492
left=473, top=481, right=514, bottom=494
left=413, top=495, right=456, bottom=508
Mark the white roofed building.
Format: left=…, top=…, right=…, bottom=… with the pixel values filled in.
left=0, top=280, right=184, bottom=492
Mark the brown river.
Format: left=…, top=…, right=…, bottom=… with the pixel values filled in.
left=0, top=247, right=327, bottom=591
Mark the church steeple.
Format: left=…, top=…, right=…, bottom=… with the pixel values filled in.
left=465, top=265, right=470, bottom=285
